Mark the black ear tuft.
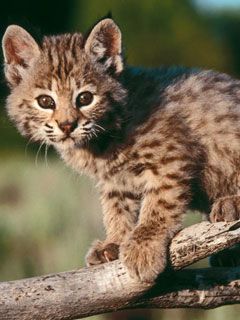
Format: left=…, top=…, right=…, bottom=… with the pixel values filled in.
left=105, top=11, right=113, bottom=20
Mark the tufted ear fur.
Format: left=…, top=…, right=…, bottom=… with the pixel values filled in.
left=84, top=18, right=123, bottom=74
left=2, top=25, right=41, bottom=87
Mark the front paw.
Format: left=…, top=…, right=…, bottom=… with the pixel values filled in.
left=120, top=235, right=167, bottom=283
left=85, top=240, right=119, bottom=267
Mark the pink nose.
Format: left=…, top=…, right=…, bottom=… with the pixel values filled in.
left=59, top=121, right=78, bottom=135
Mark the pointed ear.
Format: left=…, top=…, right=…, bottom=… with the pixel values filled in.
left=84, top=19, right=123, bottom=74
left=2, top=25, right=41, bottom=87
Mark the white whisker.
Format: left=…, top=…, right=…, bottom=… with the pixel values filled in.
left=24, top=132, right=41, bottom=157
left=94, top=123, right=106, bottom=132
left=35, top=141, right=45, bottom=167
left=92, top=130, right=98, bottom=138
left=44, top=144, right=49, bottom=168
left=25, top=137, right=34, bottom=157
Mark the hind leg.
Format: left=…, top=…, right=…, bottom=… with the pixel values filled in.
left=209, top=195, right=240, bottom=267
left=209, top=195, right=240, bottom=222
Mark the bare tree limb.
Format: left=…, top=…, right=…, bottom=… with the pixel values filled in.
left=1, top=220, right=240, bottom=320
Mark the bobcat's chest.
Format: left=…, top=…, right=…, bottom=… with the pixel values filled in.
left=98, top=157, right=158, bottom=196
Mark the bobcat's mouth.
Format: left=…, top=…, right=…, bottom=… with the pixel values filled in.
left=45, top=120, right=106, bottom=148
left=56, top=133, right=92, bottom=148
left=70, top=122, right=106, bottom=145
left=61, top=135, right=75, bottom=142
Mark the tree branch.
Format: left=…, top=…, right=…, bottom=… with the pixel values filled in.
left=1, top=220, right=240, bottom=320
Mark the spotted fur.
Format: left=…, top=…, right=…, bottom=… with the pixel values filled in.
left=3, top=18, right=240, bottom=282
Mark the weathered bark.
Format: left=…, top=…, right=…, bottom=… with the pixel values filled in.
left=170, top=220, right=240, bottom=269
left=1, top=220, right=240, bottom=320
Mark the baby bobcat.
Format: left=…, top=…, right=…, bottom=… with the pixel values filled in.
left=2, top=18, right=240, bottom=282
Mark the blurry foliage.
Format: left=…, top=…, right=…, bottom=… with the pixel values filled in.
left=72, top=0, right=228, bottom=69
left=206, top=11, right=240, bottom=76
left=0, top=157, right=102, bottom=279
left=1, top=1, right=240, bottom=320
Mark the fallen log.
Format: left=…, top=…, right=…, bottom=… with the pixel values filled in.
left=1, top=220, right=240, bottom=320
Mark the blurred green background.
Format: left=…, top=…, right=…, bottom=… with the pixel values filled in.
left=1, top=0, right=240, bottom=319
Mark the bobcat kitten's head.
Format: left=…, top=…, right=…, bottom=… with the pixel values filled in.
left=2, top=19, right=127, bottom=151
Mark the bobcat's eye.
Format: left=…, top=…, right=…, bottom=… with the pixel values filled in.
left=37, top=95, right=55, bottom=109
left=76, top=91, right=93, bottom=108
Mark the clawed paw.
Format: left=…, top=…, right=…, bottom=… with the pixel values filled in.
left=210, top=196, right=240, bottom=223
left=120, top=237, right=167, bottom=283
left=85, top=240, right=119, bottom=267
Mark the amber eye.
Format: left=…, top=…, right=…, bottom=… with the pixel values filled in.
left=76, top=91, right=93, bottom=108
left=37, top=95, right=55, bottom=109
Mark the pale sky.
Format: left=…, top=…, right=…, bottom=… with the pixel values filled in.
left=195, top=0, right=240, bottom=9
